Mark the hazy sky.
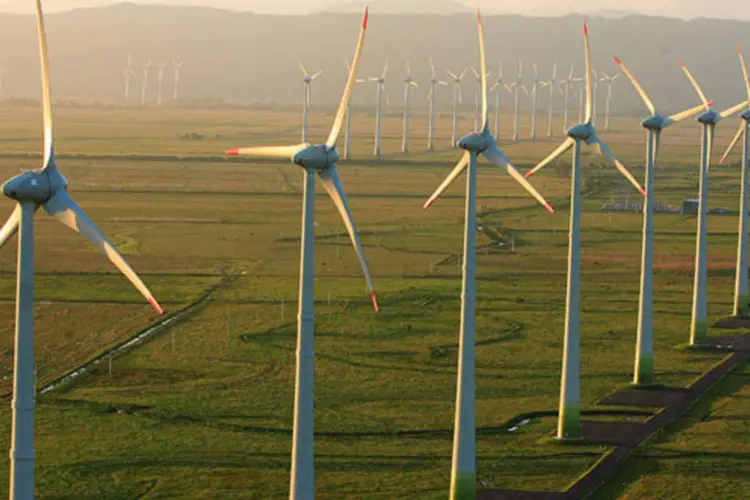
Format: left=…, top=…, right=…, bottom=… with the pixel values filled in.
left=1, top=0, right=749, bottom=20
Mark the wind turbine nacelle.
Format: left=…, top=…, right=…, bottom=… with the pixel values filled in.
left=741, top=109, right=750, bottom=121
left=458, top=133, right=487, bottom=152
left=293, top=145, right=338, bottom=170
left=698, top=109, right=720, bottom=125
left=641, top=115, right=666, bottom=130
left=568, top=123, right=594, bottom=141
left=3, top=171, right=51, bottom=204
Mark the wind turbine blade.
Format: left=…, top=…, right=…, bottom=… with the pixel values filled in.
left=595, top=138, right=645, bottom=195
left=460, top=68, right=469, bottom=80
left=679, top=62, right=710, bottom=107
left=34, top=0, right=54, bottom=170
left=613, top=56, right=655, bottom=116
left=311, top=70, right=323, bottom=80
left=410, top=81, right=419, bottom=88
left=469, top=66, right=480, bottom=80
left=298, top=61, right=309, bottom=77
left=317, top=166, right=379, bottom=312
left=446, top=69, right=458, bottom=81
left=430, top=57, right=437, bottom=77
left=326, top=7, right=368, bottom=149
left=44, top=191, right=163, bottom=314
left=226, top=144, right=307, bottom=159
left=490, top=82, right=499, bottom=92
left=584, top=23, right=593, bottom=123
left=0, top=205, right=21, bottom=251
left=520, top=85, right=529, bottom=96
left=739, top=47, right=750, bottom=100
left=666, top=101, right=713, bottom=126
left=720, top=123, right=745, bottom=164
left=424, top=151, right=470, bottom=209
left=484, top=146, right=554, bottom=213
left=477, top=9, right=489, bottom=129
left=525, top=137, right=575, bottom=178
left=721, top=100, right=750, bottom=120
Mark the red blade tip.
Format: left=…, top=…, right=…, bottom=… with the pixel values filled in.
left=719, top=158, right=726, bottom=165
left=225, top=149, right=239, bottom=156
left=678, top=61, right=685, bottom=68
left=707, top=100, right=715, bottom=107
left=477, top=8, right=482, bottom=24
left=640, top=188, right=647, bottom=197
left=524, top=171, right=533, bottom=179
left=148, top=297, right=165, bottom=315
left=544, top=202, right=555, bottom=214
left=423, top=199, right=434, bottom=210
left=371, top=291, right=380, bottom=313
left=584, top=22, right=588, bottom=35
left=613, top=56, right=622, bottom=65
left=363, top=7, right=369, bottom=29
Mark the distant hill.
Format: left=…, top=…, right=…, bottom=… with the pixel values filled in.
left=0, top=3, right=749, bottom=116
left=323, top=1, right=472, bottom=15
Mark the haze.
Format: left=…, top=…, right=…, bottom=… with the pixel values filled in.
left=1, top=0, right=750, bottom=20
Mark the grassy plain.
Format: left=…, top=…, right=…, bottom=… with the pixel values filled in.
left=0, top=104, right=746, bottom=498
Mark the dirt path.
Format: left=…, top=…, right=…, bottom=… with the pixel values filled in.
left=479, top=334, right=750, bottom=500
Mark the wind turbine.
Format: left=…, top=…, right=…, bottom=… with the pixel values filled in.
left=342, top=58, right=365, bottom=160
left=369, top=60, right=389, bottom=157
left=489, top=62, right=504, bottom=138
left=719, top=48, right=750, bottom=319
left=540, top=63, right=558, bottom=137
left=528, top=64, right=540, bottom=139
left=505, top=60, right=523, bottom=141
left=446, top=67, right=468, bottom=147
left=614, top=56, right=709, bottom=385
left=427, top=58, right=448, bottom=152
left=560, top=63, right=575, bottom=131
left=140, top=60, right=152, bottom=107
left=225, top=9, right=376, bottom=499
left=679, top=63, right=749, bottom=346
left=299, top=62, right=323, bottom=143
left=5, top=2, right=164, bottom=498
left=525, top=24, right=645, bottom=440
left=402, top=59, right=419, bottom=153
left=599, top=71, right=619, bottom=132
left=122, top=54, right=135, bottom=109
left=424, top=11, right=554, bottom=499
left=157, top=61, right=169, bottom=107
left=172, top=60, right=183, bottom=101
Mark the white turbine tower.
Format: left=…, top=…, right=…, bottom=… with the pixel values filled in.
left=505, top=60, right=524, bottom=141
left=5, top=2, right=165, bottom=498
left=528, top=64, right=540, bottom=139
left=225, top=11, right=376, bottom=498
left=122, top=54, right=135, bottom=109
left=599, top=71, right=619, bottom=132
left=427, top=58, right=448, bottom=152
left=559, top=63, right=575, bottom=131
left=525, top=23, right=645, bottom=440
left=679, top=63, right=748, bottom=345
left=424, top=12, right=554, bottom=498
left=299, top=62, right=323, bottom=143
left=342, top=58, right=366, bottom=160
left=156, top=61, right=169, bottom=107
left=719, top=48, right=750, bottom=319
left=172, top=60, right=183, bottom=101
left=446, top=67, right=468, bottom=147
left=141, top=60, right=152, bottom=107
left=489, top=62, right=504, bottom=138
left=369, top=61, right=389, bottom=157
left=539, top=63, right=558, bottom=137
left=402, top=59, right=419, bottom=153
left=614, top=56, right=709, bottom=386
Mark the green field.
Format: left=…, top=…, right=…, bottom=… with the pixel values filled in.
left=0, top=105, right=747, bottom=498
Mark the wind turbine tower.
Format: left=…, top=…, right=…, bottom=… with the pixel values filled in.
left=157, top=62, right=169, bottom=107
left=529, top=64, right=540, bottom=139
left=541, top=63, right=558, bottom=137
left=123, top=54, right=135, bottom=109
left=369, top=61, right=389, bottom=157
left=173, top=60, right=183, bottom=101
left=506, top=60, right=524, bottom=141
left=299, top=62, right=323, bottom=143
left=600, top=71, right=619, bottom=132
left=141, top=60, right=152, bottom=107
left=402, top=60, right=419, bottom=153
left=489, top=62, right=504, bottom=138
left=469, top=67, right=490, bottom=132
left=525, top=24, right=645, bottom=440
left=560, top=64, right=575, bottom=131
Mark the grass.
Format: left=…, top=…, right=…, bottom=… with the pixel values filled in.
left=0, top=104, right=745, bottom=497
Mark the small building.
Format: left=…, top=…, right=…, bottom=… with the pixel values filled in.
left=682, top=198, right=699, bottom=215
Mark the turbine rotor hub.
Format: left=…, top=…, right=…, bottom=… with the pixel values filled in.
left=567, top=123, right=594, bottom=141
left=741, top=109, right=750, bottom=121
left=641, top=115, right=665, bottom=131
left=698, top=109, right=719, bottom=125
left=458, top=132, right=488, bottom=152
left=3, top=170, right=51, bottom=204
left=293, top=145, right=338, bottom=170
